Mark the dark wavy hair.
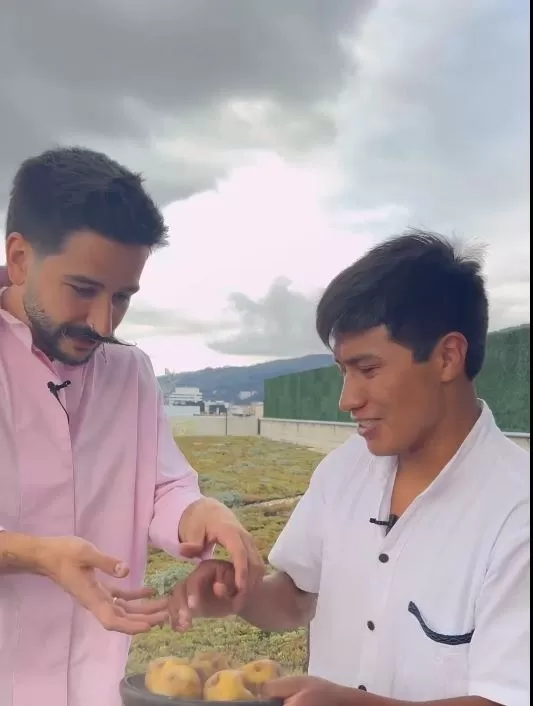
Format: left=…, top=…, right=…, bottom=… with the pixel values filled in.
left=6, top=146, right=168, bottom=254
left=316, top=229, right=489, bottom=380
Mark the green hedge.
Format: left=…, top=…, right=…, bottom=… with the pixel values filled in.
left=475, top=325, right=530, bottom=432
left=264, top=325, right=530, bottom=433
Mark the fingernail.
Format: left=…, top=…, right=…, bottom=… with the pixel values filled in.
left=114, top=562, right=127, bottom=575
left=187, top=595, right=198, bottom=609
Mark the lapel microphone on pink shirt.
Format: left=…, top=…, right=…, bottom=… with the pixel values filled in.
left=47, top=380, right=72, bottom=420
left=47, top=380, right=71, bottom=395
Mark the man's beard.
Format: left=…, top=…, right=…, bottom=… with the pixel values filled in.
left=23, top=295, right=122, bottom=366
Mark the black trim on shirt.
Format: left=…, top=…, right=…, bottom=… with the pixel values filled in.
left=408, top=601, right=474, bottom=645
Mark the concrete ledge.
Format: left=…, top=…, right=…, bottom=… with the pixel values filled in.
left=260, top=417, right=530, bottom=454
left=166, top=412, right=530, bottom=453
left=170, top=414, right=259, bottom=437
left=260, top=417, right=357, bottom=453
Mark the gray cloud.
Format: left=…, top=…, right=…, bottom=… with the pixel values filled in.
left=489, top=288, right=531, bottom=333
left=208, top=277, right=326, bottom=357
left=118, top=305, right=235, bottom=339
left=335, top=0, right=529, bottom=255
left=207, top=263, right=529, bottom=358
left=0, top=0, right=372, bottom=207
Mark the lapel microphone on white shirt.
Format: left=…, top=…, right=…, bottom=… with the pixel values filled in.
left=47, top=380, right=71, bottom=420
left=369, top=514, right=399, bottom=535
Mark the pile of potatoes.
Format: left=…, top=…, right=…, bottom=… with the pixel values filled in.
left=144, top=650, right=284, bottom=702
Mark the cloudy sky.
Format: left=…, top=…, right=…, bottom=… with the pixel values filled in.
left=0, top=0, right=529, bottom=374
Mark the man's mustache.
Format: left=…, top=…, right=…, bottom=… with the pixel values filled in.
left=60, top=325, right=120, bottom=345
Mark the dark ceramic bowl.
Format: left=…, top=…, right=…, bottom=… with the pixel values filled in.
left=120, top=674, right=283, bottom=706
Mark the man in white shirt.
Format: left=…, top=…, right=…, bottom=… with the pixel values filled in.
left=169, top=230, right=530, bottom=706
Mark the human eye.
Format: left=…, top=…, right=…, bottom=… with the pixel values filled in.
left=113, top=292, right=132, bottom=305
left=69, top=284, right=97, bottom=299
left=360, top=366, right=379, bottom=379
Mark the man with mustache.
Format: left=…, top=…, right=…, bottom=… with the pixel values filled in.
left=0, top=147, right=264, bottom=706
left=169, top=233, right=530, bottom=706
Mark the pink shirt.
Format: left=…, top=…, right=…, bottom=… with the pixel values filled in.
left=0, top=297, right=204, bottom=706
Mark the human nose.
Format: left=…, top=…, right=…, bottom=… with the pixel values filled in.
left=339, top=373, right=368, bottom=414
left=87, top=297, right=113, bottom=339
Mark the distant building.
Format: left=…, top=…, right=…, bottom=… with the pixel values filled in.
left=229, top=405, right=245, bottom=416
left=229, top=404, right=258, bottom=417
left=166, top=404, right=203, bottom=418
left=208, top=403, right=227, bottom=415
left=251, top=402, right=264, bottom=418
left=168, top=386, right=203, bottom=405
left=238, top=390, right=256, bottom=400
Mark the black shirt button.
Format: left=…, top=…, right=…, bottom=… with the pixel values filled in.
left=379, top=553, right=389, bottom=563
left=358, top=685, right=368, bottom=691
left=367, top=620, right=375, bottom=631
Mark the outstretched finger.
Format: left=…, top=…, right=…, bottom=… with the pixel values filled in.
left=117, top=596, right=169, bottom=615
left=111, top=586, right=168, bottom=615
left=101, top=611, right=161, bottom=635
left=111, top=600, right=169, bottom=625
left=109, top=601, right=168, bottom=630
left=80, top=545, right=129, bottom=579
left=168, top=581, right=192, bottom=632
left=111, top=586, right=156, bottom=601
left=215, top=530, right=249, bottom=595
left=125, top=609, right=169, bottom=628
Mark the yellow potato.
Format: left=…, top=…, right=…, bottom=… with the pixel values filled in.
left=191, top=650, right=233, bottom=683
left=241, top=659, right=282, bottom=696
left=204, top=669, right=257, bottom=702
left=145, top=657, right=202, bottom=699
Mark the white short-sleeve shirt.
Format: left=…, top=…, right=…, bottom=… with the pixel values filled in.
left=269, top=402, right=530, bottom=706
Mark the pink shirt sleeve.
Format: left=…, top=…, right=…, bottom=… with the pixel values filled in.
left=147, top=389, right=208, bottom=559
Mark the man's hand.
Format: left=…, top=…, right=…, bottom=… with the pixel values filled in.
left=0, top=265, right=9, bottom=287
left=169, top=559, right=238, bottom=630
left=178, top=497, right=265, bottom=604
left=38, top=535, right=169, bottom=635
left=264, top=676, right=356, bottom=706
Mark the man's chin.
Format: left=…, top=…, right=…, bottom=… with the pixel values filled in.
left=362, top=435, right=395, bottom=457
left=365, top=441, right=390, bottom=457
left=56, top=343, right=100, bottom=366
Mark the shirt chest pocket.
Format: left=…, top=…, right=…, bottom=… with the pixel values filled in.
left=394, top=600, right=473, bottom=700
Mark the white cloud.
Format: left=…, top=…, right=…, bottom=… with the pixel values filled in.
left=123, top=152, right=390, bottom=371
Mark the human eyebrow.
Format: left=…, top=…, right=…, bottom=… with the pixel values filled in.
left=118, top=284, right=140, bottom=295
left=64, top=275, right=139, bottom=294
left=64, top=275, right=103, bottom=289
left=335, top=354, right=382, bottom=367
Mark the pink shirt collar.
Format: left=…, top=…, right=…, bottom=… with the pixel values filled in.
left=0, top=286, right=35, bottom=349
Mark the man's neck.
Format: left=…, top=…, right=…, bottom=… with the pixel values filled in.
left=398, top=388, right=482, bottom=483
left=1, top=286, right=30, bottom=327
left=389, top=388, right=482, bottom=518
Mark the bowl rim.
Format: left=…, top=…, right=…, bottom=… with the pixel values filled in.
left=120, top=673, right=283, bottom=705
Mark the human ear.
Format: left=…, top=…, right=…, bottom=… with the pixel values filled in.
left=437, top=332, right=469, bottom=382
left=5, top=233, right=34, bottom=286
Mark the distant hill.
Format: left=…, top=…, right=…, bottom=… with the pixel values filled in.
left=157, top=353, right=334, bottom=403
